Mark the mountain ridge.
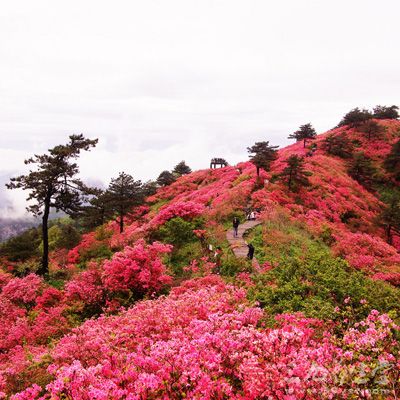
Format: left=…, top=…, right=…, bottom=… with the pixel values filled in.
left=1, top=118, right=400, bottom=398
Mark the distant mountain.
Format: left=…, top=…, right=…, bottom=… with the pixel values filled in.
left=0, top=211, right=67, bottom=242
left=0, top=218, right=36, bottom=242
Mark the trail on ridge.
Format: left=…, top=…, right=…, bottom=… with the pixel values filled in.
left=226, top=219, right=262, bottom=271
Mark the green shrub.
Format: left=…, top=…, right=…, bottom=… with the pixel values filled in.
left=246, top=214, right=400, bottom=322
left=248, top=244, right=400, bottom=321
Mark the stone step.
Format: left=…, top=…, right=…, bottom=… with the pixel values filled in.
left=226, top=220, right=262, bottom=271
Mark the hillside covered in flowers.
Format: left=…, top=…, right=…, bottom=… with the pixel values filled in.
left=1, top=118, right=400, bottom=398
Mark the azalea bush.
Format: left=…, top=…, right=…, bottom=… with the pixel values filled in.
left=7, top=278, right=399, bottom=399
left=102, top=239, right=172, bottom=300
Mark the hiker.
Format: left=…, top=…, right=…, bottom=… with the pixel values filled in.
left=246, top=242, right=255, bottom=260
left=232, top=217, right=240, bottom=237
left=249, top=211, right=256, bottom=221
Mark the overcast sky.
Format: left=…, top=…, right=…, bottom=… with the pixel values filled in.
left=1, top=0, right=400, bottom=218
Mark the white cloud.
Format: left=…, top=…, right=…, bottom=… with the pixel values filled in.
left=1, top=0, right=400, bottom=217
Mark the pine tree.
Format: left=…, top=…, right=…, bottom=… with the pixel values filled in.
left=384, top=139, right=400, bottom=181
left=379, top=191, right=400, bottom=244
left=359, top=120, right=386, bottom=141
left=157, top=170, right=176, bottom=186
left=321, top=133, right=353, bottom=158
left=288, top=123, right=317, bottom=148
left=173, top=161, right=192, bottom=176
left=78, top=188, right=112, bottom=230
left=279, top=155, right=311, bottom=191
left=373, top=105, right=399, bottom=120
left=142, top=180, right=158, bottom=197
left=107, top=172, right=144, bottom=233
left=348, top=152, right=377, bottom=188
left=338, top=108, right=372, bottom=128
left=6, top=134, right=97, bottom=275
left=247, top=141, right=279, bottom=176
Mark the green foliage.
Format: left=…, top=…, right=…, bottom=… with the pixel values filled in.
left=373, top=104, right=399, bottom=120
left=150, top=199, right=169, bottom=213
left=348, top=152, right=377, bottom=189
left=321, top=133, right=354, bottom=158
left=157, top=217, right=198, bottom=247
left=77, top=188, right=113, bottom=230
left=6, top=134, right=98, bottom=275
left=337, top=107, right=372, bottom=128
left=152, top=217, right=205, bottom=276
left=288, top=123, right=317, bottom=148
left=172, top=161, right=192, bottom=176
left=384, top=138, right=400, bottom=180
left=378, top=189, right=400, bottom=244
left=94, top=225, right=113, bottom=241
left=220, top=253, right=251, bottom=277
left=169, top=242, right=203, bottom=276
left=279, top=155, right=311, bottom=192
left=78, top=245, right=113, bottom=266
left=247, top=221, right=400, bottom=321
left=157, top=170, right=176, bottom=186
left=45, top=220, right=81, bottom=252
left=247, top=141, right=279, bottom=176
left=107, top=172, right=144, bottom=233
left=0, top=228, right=41, bottom=261
left=358, top=120, right=386, bottom=140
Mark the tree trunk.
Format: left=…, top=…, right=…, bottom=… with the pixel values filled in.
left=288, top=169, right=293, bottom=191
left=386, top=224, right=392, bottom=245
left=38, top=199, right=50, bottom=276
left=119, top=210, right=124, bottom=233
left=256, top=166, right=260, bottom=176
left=303, top=139, right=306, bottom=148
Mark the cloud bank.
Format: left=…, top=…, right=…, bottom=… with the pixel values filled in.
left=1, top=0, right=400, bottom=217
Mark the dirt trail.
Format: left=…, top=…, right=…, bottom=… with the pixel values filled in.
left=226, top=220, right=262, bottom=271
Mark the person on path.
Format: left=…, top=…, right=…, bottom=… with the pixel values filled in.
left=245, top=242, right=255, bottom=260
left=232, top=217, right=240, bottom=237
left=249, top=211, right=256, bottom=221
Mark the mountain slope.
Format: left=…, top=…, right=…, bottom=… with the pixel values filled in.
left=1, top=119, right=400, bottom=398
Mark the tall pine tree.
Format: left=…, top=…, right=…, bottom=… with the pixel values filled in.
left=173, top=161, right=192, bottom=176
left=157, top=170, right=176, bottom=186
left=288, top=123, right=317, bottom=148
left=348, top=152, right=377, bottom=189
left=78, top=188, right=112, bottom=230
left=379, top=190, right=400, bottom=244
left=337, top=108, right=372, bottom=128
left=279, top=155, right=311, bottom=191
left=6, top=134, right=98, bottom=275
left=384, top=139, right=400, bottom=181
left=321, top=133, right=353, bottom=158
left=107, top=172, right=144, bottom=233
left=247, top=141, right=278, bottom=176
left=359, top=120, right=386, bottom=141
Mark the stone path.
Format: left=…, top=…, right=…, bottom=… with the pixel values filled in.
left=226, top=220, right=262, bottom=271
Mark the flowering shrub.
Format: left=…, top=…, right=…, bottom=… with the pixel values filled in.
left=332, top=231, right=400, bottom=271
left=2, top=274, right=43, bottom=307
left=65, top=267, right=105, bottom=307
left=149, top=200, right=205, bottom=228
left=5, top=280, right=396, bottom=399
left=35, top=287, right=63, bottom=310
left=102, top=240, right=172, bottom=296
left=372, top=272, right=400, bottom=286
left=2, top=120, right=400, bottom=398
